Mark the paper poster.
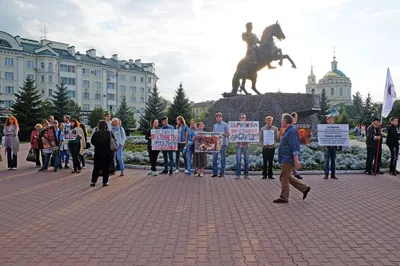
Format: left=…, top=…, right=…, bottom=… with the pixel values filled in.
left=263, top=130, right=275, bottom=145
left=194, top=132, right=223, bottom=153
left=151, top=129, right=179, bottom=151
left=280, top=124, right=312, bottom=144
left=317, top=124, right=349, bottom=146
left=228, top=121, right=259, bottom=143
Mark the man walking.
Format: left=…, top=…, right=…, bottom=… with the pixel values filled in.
left=212, top=112, right=229, bottom=178
left=323, top=116, right=339, bottom=179
left=366, top=118, right=383, bottom=175
left=235, top=113, right=250, bottom=179
left=291, top=112, right=303, bottom=179
left=386, top=117, right=399, bottom=175
left=273, top=113, right=310, bottom=204
left=259, top=116, right=279, bottom=179
left=160, top=116, right=174, bottom=176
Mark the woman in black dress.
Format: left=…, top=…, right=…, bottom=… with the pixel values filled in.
left=90, top=120, right=112, bottom=187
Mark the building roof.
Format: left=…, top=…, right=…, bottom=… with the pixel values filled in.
left=192, top=101, right=215, bottom=108
left=324, top=69, right=346, bottom=78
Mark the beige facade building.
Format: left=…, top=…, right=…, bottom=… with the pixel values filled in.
left=191, top=100, right=215, bottom=119
left=305, top=53, right=352, bottom=105
left=0, top=31, right=158, bottom=123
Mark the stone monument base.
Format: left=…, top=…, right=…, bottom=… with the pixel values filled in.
left=204, top=93, right=321, bottom=136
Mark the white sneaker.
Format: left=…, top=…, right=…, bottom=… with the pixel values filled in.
left=199, top=173, right=203, bottom=177
left=153, top=171, right=158, bottom=176
left=147, top=170, right=152, bottom=175
left=11, top=167, right=17, bottom=170
left=174, top=169, right=179, bottom=174
left=184, top=169, right=189, bottom=174
left=235, top=175, right=240, bottom=179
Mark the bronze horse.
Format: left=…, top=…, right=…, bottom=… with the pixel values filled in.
left=222, top=22, right=296, bottom=97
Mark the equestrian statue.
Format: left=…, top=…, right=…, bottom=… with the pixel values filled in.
left=222, top=21, right=297, bottom=97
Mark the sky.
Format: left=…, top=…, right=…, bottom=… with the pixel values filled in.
left=1, top=0, right=400, bottom=103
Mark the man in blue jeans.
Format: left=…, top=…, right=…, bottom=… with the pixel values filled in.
left=212, top=112, right=230, bottom=177
left=160, top=116, right=175, bottom=176
left=323, top=115, right=339, bottom=179
left=235, top=113, right=250, bottom=179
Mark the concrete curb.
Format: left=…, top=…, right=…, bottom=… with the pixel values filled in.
left=84, top=160, right=389, bottom=175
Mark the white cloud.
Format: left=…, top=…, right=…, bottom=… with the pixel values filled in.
left=12, top=0, right=35, bottom=9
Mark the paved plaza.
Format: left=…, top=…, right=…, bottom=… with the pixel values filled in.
left=1, top=144, right=400, bottom=266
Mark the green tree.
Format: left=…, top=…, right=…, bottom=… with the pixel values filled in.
left=336, top=110, right=350, bottom=125
left=139, top=84, right=167, bottom=132
left=52, top=83, right=71, bottom=122
left=67, top=99, right=82, bottom=121
left=362, top=92, right=373, bottom=123
left=197, top=110, right=209, bottom=122
left=41, top=99, right=55, bottom=120
left=167, top=83, right=192, bottom=126
left=115, top=96, right=136, bottom=134
left=9, top=79, right=43, bottom=140
left=318, top=88, right=330, bottom=123
left=88, top=107, right=106, bottom=128
left=351, top=92, right=363, bottom=123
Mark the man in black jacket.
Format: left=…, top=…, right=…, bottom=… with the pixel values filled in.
left=366, top=118, right=383, bottom=175
left=386, top=117, right=399, bottom=175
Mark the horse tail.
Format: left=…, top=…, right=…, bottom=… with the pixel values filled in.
left=231, top=71, right=240, bottom=94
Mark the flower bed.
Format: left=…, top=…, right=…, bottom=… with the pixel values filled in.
left=84, top=136, right=390, bottom=171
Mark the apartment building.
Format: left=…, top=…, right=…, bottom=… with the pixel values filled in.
left=0, top=30, right=158, bottom=122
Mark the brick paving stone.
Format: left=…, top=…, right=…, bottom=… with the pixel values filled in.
left=1, top=143, right=400, bottom=265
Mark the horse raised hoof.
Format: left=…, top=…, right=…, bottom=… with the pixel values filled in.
left=278, top=61, right=283, bottom=66
left=292, top=64, right=297, bottom=69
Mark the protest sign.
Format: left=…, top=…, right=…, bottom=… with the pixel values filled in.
left=280, top=124, right=312, bottom=144
left=263, top=130, right=275, bottom=145
left=229, top=121, right=259, bottom=143
left=194, top=132, right=223, bottom=153
left=317, top=124, right=349, bottom=146
left=151, top=129, right=179, bottom=151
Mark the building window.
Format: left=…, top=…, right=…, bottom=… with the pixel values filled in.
left=4, top=100, right=14, bottom=108
left=131, top=96, right=136, bottom=103
left=61, top=77, right=76, bottom=85
left=83, top=68, right=89, bottom=75
left=132, top=107, right=136, bottom=113
left=83, top=104, right=90, bottom=111
left=49, top=89, right=53, bottom=97
left=311, top=89, right=315, bottom=94
left=67, top=90, right=76, bottom=98
left=140, top=87, right=145, bottom=94
left=120, top=85, right=126, bottom=93
left=95, top=81, right=102, bottom=89
left=95, top=93, right=102, bottom=100
left=5, top=58, right=14, bottom=66
left=95, top=104, right=102, bottom=109
left=27, top=74, right=34, bottom=80
left=148, top=77, right=152, bottom=83
left=41, top=75, right=45, bottom=83
left=107, top=83, right=114, bottom=89
left=5, top=72, right=14, bottom=80
left=331, top=88, right=334, bottom=96
left=140, top=97, right=145, bottom=103
left=131, top=86, right=136, bottom=93
left=107, top=94, right=115, bottom=101
left=95, top=70, right=101, bottom=76
left=83, top=80, right=90, bottom=88
left=49, top=75, right=53, bottom=82
left=48, top=63, right=53, bottom=72
left=130, top=76, right=136, bottom=82
left=41, top=62, right=45, bottom=69
left=148, top=87, right=151, bottom=93
left=140, top=77, right=144, bottom=82
left=5, top=86, right=14, bottom=94
left=83, top=92, right=90, bottom=99
left=60, top=64, right=75, bottom=73
left=119, top=74, right=126, bottom=81
left=339, top=87, right=343, bottom=96
left=27, top=60, right=34, bottom=69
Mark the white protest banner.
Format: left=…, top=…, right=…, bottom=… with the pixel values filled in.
left=317, top=124, right=349, bottom=146
left=228, top=121, right=259, bottom=143
left=263, top=130, right=275, bottom=145
left=151, top=129, right=179, bottom=151
left=194, top=132, right=223, bottom=153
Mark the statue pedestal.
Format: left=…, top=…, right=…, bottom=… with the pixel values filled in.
left=204, top=93, right=321, bottom=136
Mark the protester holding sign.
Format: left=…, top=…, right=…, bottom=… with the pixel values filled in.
left=322, top=116, right=339, bottom=179
left=211, top=112, right=229, bottom=178
left=234, top=113, right=250, bottom=179
left=146, top=119, right=160, bottom=176
left=185, top=119, right=197, bottom=176
left=160, top=116, right=175, bottom=175
left=175, top=116, right=189, bottom=174
left=386, top=117, right=400, bottom=176
left=259, top=116, right=279, bottom=179
left=192, top=122, right=207, bottom=177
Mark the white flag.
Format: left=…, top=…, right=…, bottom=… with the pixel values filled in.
left=382, top=68, right=397, bottom=118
